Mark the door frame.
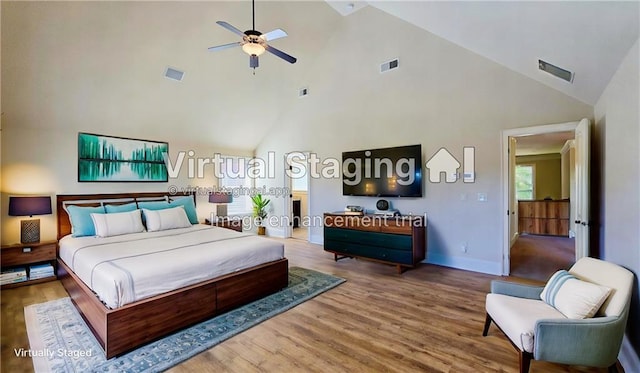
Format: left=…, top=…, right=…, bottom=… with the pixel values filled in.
left=501, top=120, right=580, bottom=275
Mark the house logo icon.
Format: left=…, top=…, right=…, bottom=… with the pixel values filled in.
left=426, top=147, right=475, bottom=183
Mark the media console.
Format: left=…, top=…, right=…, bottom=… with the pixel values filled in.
left=323, top=213, right=427, bottom=274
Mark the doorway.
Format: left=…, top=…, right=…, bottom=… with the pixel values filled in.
left=501, top=119, right=591, bottom=278
left=510, top=132, right=575, bottom=280
left=284, top=151, right=311, bottom=241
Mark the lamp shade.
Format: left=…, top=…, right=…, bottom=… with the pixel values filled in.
left=8, top=196, right=52, bottom=217
left=208, top=192, right=233, bottom=204
left=242, top=42, right=265, bottom=56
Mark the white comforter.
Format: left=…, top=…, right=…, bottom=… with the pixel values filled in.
left=58, top=224, right=284, bottom=309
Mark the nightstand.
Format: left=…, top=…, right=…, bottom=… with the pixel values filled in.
left=1, top=240, right=57, bottom=289
left=205, top=218, right=243, bottom=232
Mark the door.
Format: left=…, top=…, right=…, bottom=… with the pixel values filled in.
left=574, top=118, right=590, bottom=259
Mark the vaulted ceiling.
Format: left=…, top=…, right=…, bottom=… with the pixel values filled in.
left=3, top=1, right=638, bottom=151
left=329, top=1, right=639, bottom=105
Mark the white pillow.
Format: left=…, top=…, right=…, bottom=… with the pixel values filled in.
left=142, top=206, right=192, bottom=232
left=91, top=209, right=145, bottom=238
left=540, top=270, right=612, bottom=319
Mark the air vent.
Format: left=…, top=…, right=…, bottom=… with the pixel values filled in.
left=380, top=58, right=399, bottom=73
left=538, top=59, right=573, bottom=83
left=299, top=87, right=309, bottom=97
left=164, top=67, right=185, bottom=82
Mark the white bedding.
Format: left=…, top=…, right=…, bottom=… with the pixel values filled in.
left=58, top=224, right=285, bottom=309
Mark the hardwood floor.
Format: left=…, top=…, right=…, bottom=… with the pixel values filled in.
left=510, top=234, right=576, bottom=282
left=292, top=226, right=308, bottom=240
left=1, top=238, right=617, bottom=373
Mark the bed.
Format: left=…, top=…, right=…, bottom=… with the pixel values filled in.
left=56, top=192, right=288, bottom=359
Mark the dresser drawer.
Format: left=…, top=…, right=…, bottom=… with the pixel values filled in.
left=1, top=243, right=56, bottom=267
left=325, top=227, right=412, bottom=251
left=324, top=240, right=413, bottom=265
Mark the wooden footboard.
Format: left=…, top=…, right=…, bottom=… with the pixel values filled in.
left=58, top=258, right=288, bottom=359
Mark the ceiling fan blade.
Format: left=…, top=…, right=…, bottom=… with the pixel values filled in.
left=216, top=21, right=246, bottom=37
left=208, top=42, right=241, bottom=52
left=260, top=29, right=288, bottom=42
left=265, top=45, right=297, bottom=64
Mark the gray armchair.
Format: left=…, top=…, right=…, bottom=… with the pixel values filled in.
left=483, top=257, right=633, bottom=373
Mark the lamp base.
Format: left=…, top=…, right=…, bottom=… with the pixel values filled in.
left=21, top=219, right=41, bottom=244
left=216, top=204, right=228, bottom=217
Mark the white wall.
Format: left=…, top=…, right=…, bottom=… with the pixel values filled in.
left=594, top=38, right=640, bottom=273
left=255, top=6, right=593, bottom=274
left=0, top=124, right=251, bottom=244
left=594, top=38, right=640, bottom=365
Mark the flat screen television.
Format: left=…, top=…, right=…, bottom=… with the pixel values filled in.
left=342, top=144, right=422, bottom=197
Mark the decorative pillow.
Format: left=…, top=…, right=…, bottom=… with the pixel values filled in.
left=540, top=270, right=612, bottom=319
left=65, top=205, right=105, bottom=237
left=169, top=196, right=198, bottom=224
left=142, top=206, right=191, bottom=232
left=137, top=200, right=172, bottom=211
left=105, top=202, right=138, bottom=214
left=91, top=210, right=145, bottom=237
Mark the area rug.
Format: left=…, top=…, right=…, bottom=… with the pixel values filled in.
left=24, top=267, right=345, bottom=373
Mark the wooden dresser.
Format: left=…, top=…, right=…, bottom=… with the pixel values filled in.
left=518, top=200, right=570, bottom=236
left=323, top=213, right=426, bottom=273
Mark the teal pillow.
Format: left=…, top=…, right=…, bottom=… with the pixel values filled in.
left=169, top=197, right=198, bottom=224
left=137, top=200, right=172, bottom=211
left=105, top=202, right=138, bottom=213
left=66, top=205, right=105, bottom=237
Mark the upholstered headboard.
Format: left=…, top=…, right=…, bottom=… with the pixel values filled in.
left=56, top=191, right=195, bottom=240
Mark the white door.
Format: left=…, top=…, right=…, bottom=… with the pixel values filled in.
left=509, top=137, right=518, bottom=247
left=574, top=118, right=591, bottom=259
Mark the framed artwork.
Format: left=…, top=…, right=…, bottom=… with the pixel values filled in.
left=78, top=132, right=169, bottom=182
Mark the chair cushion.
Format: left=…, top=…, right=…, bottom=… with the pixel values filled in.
left=540, top=270, right=612, bottom=319
left=486, top=293, right=565, bottom=352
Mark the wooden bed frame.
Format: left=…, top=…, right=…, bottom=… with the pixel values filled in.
left=56, top=192, right=288, bottom=359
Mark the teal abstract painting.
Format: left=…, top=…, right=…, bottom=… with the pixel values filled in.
left=78, top=133, right=168, bottom=182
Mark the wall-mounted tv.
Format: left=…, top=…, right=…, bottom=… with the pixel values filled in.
left=342, top=144, right=422, bottom=197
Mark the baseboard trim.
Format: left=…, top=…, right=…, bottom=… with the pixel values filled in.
left=619, top=334, right=640, bottom=373
left=510, top=232, right=519, bottom=247
left=309, top=234, right=323, bottom=246
left=426, top=253, right=502, bottom=275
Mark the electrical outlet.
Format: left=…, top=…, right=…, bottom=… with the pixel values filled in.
left=461, top=242, right=468, bottom=253
left=477, top=193, right=487, bottom=202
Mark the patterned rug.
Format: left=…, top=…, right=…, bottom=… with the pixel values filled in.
left=24, top=267, right=345, bottom=373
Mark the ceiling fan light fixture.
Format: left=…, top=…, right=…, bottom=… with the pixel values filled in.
left=242, top=42, right=265, bottom=56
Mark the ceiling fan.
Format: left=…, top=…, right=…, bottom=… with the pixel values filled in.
left=208, top=0, right=297, bottom=70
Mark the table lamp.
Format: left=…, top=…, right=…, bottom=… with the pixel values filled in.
left=208, top=192, right=233, bottom=218
left=8, top=196, right=52, bottom=243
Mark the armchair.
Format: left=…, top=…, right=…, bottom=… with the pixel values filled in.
left=483, top=257, right=633, bottom=373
